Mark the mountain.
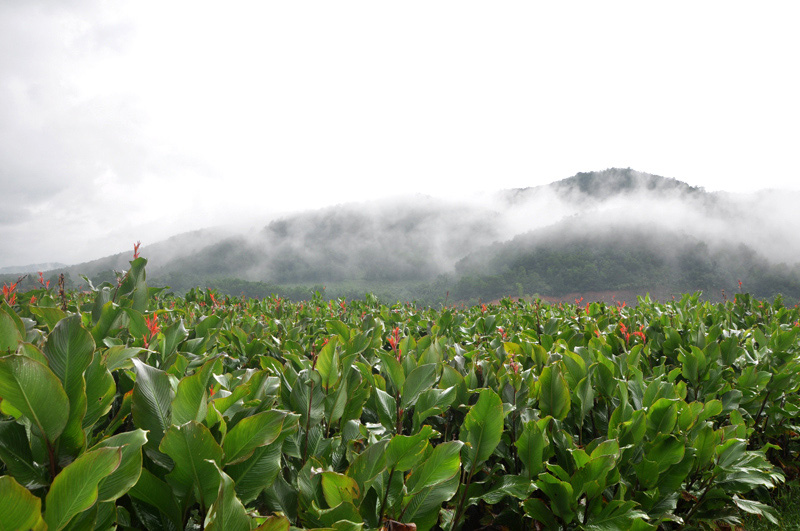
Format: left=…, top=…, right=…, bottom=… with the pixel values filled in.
left=6, top=169, right=799, bottom=304
left=0, top=262, right=67, bottom=275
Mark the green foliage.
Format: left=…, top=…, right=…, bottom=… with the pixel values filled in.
left=0, top=258, right=797, bottom=529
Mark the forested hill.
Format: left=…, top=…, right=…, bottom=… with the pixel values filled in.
left=4, top=169, right=800, bottom=305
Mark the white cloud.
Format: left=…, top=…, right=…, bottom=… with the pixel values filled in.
left=2, top=1, right=799, bottom=267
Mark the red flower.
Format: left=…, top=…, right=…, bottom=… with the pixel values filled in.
left=481, top=304, right=487, bottom=313
left=133, top=241, right=141, bottom=259
left=618, top=322, right=630, bottom=343
left=143, top=314, right=160, bottom=348
left=30, top=295, right=37, bottom=304
left=389, top=326, right=401, bottom=360
left=2, top=282, right=17, bottom=305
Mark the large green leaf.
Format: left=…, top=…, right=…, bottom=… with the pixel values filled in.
left=0, top=308, right=22, bottom=353
left=43, top=315, right=94, bottom=456
left=226, top=438, right=285, bottom=504
left=538, top=363, right=571, bottom=421
left=171, top=356, right=218, bottom=425
left=515, top=417, right=551, bottom=478
left=646, top=398, right=678, bottom=438
left=223, top=410, right=288, bottom=465
left=0, top=420, right=47, bottom=489
left=401, top=363, right=437, bottom=410
left=128, top=467, right=183, bottom=529
left=401, top=472, right=459, bottom=531
left=0, top=355, right=69, bottom=442
left=90, top=301, right=124, bottom=345
left=321, top=471, right=360, bottom=507
left=315, top=338, right=340, bottom=391
left=460, top=388, right=504, bottom=472
left=405, top=440, right=463, bottom=495
left=131, top=358, right=173, bottom=451
left=346, top=439, right=389, bottom=496
left=537, top=472, right=576, bottom=524
left=386, top=425, right=435, bottom=472
left=0, top=475, right=44, bottom=531
left=159, top=421, right=224, bottom=509
left=44, top=447, right=122, bottom=531
left=83, top=353, right=116, bottom=430
left=89, top=429, right=147, bottom=502
left=205, top=462, right=251, bottom=531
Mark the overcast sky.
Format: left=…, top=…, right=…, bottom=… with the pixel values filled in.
left=2, top=1, right=799, bottom=268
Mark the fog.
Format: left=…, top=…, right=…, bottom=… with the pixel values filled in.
left=65, top=169, right=797, bottom=290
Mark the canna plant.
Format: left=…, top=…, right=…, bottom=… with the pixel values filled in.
left=0, top=253, right=796, bottom=529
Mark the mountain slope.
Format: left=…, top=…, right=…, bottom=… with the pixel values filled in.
left=6, top=169, right=798, bottom=304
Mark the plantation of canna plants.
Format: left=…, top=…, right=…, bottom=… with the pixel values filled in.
left=0, top=255, right=799, bottom=530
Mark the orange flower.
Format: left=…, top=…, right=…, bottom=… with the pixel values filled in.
left=133, top=241, right=141, bottom=259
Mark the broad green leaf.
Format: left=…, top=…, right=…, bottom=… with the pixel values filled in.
left=89, top=429, right=147, bottom=502
left=413, top=386, right=457, bottom=431
left=646, top=398, right=678, bottom=438
left=400, top=363, right=437, bottom=409
left=646, top=434, right=684, bottom=473
left=468, top=475, right=536, bottom=504
left=537, top=472, right=576, bottom=524
left=538, top=364, right=571, bottom=421
left=90, top=301, right=123, bottom=345
left=315, top=338, right=340, bottom=391
left=103, top=346, right=142, bottom=372
left=321, top=471, right=360, bottom=507
left=378, top=351, right=405, bottom=392
left=346, top=439, right=388, bottom=495
left=128, top=468, right=183, bottom=529
left=0, top=355, right=69, bottom=442
left=205, top=462, right=251, bottom=531
left=171, top=356, right=218, bottom=425
left=460, top=388, right=504, bottom=472
left=583, top=500, right=650, bottom=531
left=401, top=472, right=459, bottom=531
left=405, top=440, right=463, bottom=495
left=15, top=342, right=48, bottom=365
left=158, top=319, right=188, bottom=357
left=83, top=353, right=116, bottom=429
left=43, top=315, right=95, bottom=385
left=42, top=315, right=95, bottom=454
left=289, top=371, right=325, bottom=430
left=226, top=438, right=285, bottom=504
left=523, top=498, right=559, bottom=529
left=131, top=359, right=173, bottom=450
left=254, top=515, right=291, bottom=531
left=44, top=447, right=122, bottom=531
left=0, top=309, right=22, bottom=353
left=0, top=421, right=47, bottom=489
left=732, top=495, right=779, bottom=525
left=159, top=421, right=223, bottom=508
left=0, top=475, right=44, bottom=531
left=386, top=425, right=435, bottom=472
left=223, top=410, right=288, bottom=465
left=515, top=417, right=551, bottom=478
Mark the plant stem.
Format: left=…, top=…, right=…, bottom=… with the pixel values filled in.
left=46, top=439, right=57, bottom=480
left=452, top=466, right=476, bottom=530
left=303, top=380, right=315, bottom=463
left=753, top=390, right=771, bottom=435
left=379, top=466, right=396, bottom=524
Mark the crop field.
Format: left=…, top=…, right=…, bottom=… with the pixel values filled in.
left=1, top=257, right=799, bottom=530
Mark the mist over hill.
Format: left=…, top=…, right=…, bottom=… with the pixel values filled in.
left=6, top=169, right=800, bottom=304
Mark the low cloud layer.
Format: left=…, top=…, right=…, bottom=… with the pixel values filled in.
left=3, top=3, right=799, bottom=268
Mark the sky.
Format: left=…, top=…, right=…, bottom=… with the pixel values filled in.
left=2, top=1, right=799, bottom=268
